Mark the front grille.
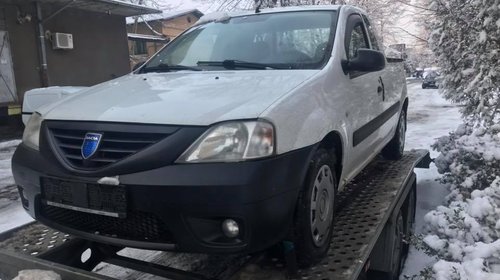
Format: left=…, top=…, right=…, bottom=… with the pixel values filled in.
left=49, top=128, right=168, bottom=169
left=41, top=204, right=174, bottom=243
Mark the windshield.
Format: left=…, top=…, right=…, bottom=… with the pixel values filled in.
left=141, top=11, right=337, bottom=72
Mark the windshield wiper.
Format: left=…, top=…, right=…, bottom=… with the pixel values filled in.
left=197, top=60, right=285, bottom=70
left=141, top=63, right=201, bottom=73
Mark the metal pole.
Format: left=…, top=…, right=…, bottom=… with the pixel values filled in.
left=35, top=1, right=49, bottom=87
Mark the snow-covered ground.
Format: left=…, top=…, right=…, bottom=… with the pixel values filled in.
left=0, top=81, right=461, bottom=279
left=0, top=140, right=33, bottom=233
left=401, top=82, right=462, bottom=278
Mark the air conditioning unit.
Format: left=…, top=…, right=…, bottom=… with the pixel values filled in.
left=52, top=32, right=73, bottom=50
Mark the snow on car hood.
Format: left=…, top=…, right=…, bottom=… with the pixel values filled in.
left=41, top=70, right=318, bottom=125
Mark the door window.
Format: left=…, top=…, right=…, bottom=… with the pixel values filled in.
left=362, top=15, right=381, bottom=51
left=347, top=22, right=369, bottom=60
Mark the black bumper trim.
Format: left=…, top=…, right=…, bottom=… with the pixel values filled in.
left=13, top=143, right=317, bottom=254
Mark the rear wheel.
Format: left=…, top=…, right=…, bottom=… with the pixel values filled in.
left=382, top=110, right=406, bottom=160
left=293, top=148, right=337, bottom=267
left=388, top=212, right=405, bottom=280
left=403, top=186, right=416, bottom=256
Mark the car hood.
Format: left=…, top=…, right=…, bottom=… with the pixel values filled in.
left=41, top=70, right=318, bottom=125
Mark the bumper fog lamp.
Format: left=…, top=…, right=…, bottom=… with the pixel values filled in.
left=222, top=219, right=239, bottom=238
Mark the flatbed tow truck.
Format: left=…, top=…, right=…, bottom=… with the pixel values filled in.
left=0, top=149, right=431, bottom=280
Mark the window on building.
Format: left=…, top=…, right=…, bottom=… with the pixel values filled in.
left=134, top=41, right=147, bottom=55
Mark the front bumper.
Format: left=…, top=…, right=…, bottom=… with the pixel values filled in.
left=12, top=143, right=315, bottom=254
left=422, top=81, right=437, bottom=88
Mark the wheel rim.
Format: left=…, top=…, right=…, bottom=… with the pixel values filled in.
left=398, top=112, right=406, bottom=154
left=310, top=165, right=335, bottom=247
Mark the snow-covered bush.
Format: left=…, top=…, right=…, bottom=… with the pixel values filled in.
left=433, top=125, right=500, bottom=196
left=413, top=0, right=500, bottom=278
left=407, top=123, right=500, bottom=279
left=418, top=175, right=500, bottom=279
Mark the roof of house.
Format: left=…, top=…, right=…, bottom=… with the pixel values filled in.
left=10, top=0, right=162, bottom=17
left=126, top=8, right=203, bottom=24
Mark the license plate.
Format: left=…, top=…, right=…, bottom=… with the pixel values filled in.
left=41, top=177, right=127, bottom=218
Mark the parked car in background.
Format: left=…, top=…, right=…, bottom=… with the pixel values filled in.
left=12, top=5, right=408, bottom=267
left=422, top=71, right=440, bottom=89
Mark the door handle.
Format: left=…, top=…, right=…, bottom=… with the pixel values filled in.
left=378, top=77, right=385, bottom=101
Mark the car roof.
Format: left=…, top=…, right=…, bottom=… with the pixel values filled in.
left=196, top=5, right=349, bottom=26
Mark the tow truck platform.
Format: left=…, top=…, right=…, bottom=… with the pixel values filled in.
left=0, top=149, right=431, bottom=280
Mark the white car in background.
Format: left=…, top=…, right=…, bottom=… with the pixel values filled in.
left=13, top=5, right=407, bottom=266
left=22, top=86, right=87, bottom=124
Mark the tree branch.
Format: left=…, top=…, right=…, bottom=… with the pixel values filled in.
left=394, top=0, right=436, bottom=12
left=388, top=26, right=429, bottom=42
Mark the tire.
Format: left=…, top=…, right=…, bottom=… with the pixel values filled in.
left=422, top=84, right=426, bottom=89
left=382, top=110, right=406, bottom=160
left=293, top=148, right=337, bottom=267
left=403, top=187, right=416, bottom=256
left=388, top=212, right=405, bottom=280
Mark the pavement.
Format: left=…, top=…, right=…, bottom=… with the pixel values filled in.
left=0, top=115, right=32, bottom=233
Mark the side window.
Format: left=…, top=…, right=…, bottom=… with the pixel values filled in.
left=362, top=15, right=381, bottom=51
left=347, top=21, right=369, bottom=60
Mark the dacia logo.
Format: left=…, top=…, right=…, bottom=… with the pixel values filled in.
left=81, top=133, right=103, bottom=159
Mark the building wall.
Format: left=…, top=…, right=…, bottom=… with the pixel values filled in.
left=0, top=2, right=131, bottom=103
left=2, top=4, right=40, bottom=102
left=161, top=14, right=197, bottom=39
left=43, top=6, right=130, bottom=87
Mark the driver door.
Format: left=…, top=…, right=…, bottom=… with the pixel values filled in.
left=343, top=14, right=385, bottom=179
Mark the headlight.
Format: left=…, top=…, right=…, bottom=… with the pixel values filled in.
left=22, top=112, right=43, bottom=150
left=177, top=120, right=275, bottom=163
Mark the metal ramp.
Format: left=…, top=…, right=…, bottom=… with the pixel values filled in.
left=232, top=150, right=428, bottom=279
left=0, top=150, right=430, bottom=280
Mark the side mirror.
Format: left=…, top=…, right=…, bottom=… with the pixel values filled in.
left=342, top=48, right=386, bottom=73
left=132, top=61, right=145, bottom=72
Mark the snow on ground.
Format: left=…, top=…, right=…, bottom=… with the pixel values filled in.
left=0, top=139, right=34, bottom=233
left=401, top=81, right=462, bottom=278
left=12, top=269, right=61, bottom=280
left=0, top=140, right=21, bottom=188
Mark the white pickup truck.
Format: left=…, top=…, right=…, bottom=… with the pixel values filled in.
left=13, top=5, right=407, bottom=266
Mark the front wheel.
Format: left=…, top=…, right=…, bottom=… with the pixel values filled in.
left=382, top=110, right=406, bottom=160
left=293, top=148, right=337, bottom=267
